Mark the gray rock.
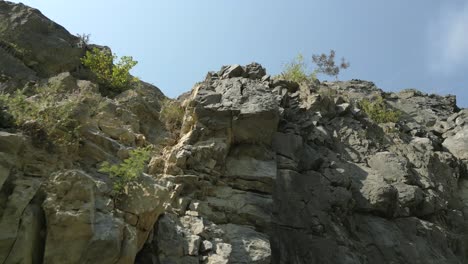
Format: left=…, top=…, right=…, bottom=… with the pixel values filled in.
left=0, top=2, right=84, bottom=76
left=221, top=224, right=271, bottom=263
left=244, top=62, right=267, bottom=80
left=201, top=240, right=213, bottom=252
left=368, top=151, right=412, bottom=183
left=443, top=126, right=468, bottom=161
left=1, top=4, right=468, bottom=262
left=221, top=64, right=244, bottom=79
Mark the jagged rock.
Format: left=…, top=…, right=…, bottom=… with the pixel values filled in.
left=42, top=170, right=123, bottom=263
left=1, top=3, right=468, bottom=262
left=0, top=2, right=84, bottom=77
left=196, top=186, right=272, bottom=228
left=208, top=242, right=232, bottom=264
left=244, top=62, right=267, bottom=80
left=271, top=79, right=300, bottom=93
left=443, top=126, right=468, bottom=161
left=0, top=132, right=57, bottom=264
left=221, top=224, right=271, bottom=263
left=0, top=176, right=42, bottom=263
left=273, top=132, right=322, bottom=171
left=368, top=151, right=412, bottom=183
left=116, top=174, right=171, bottom=248
left=201, top=240, right=213, bottom=252
left=220, top=64, right=244, bottom=79
left=355, top=175, right=398, bottom=218
left=391, top=89, right=458, bottom=127
left=0, top=132, right=23, bottom=187
left=41, top=170, right=170, bottom=264
left=225, top=145, right=277, bottom=193
left=180, top=215, right=205, bottom=235
left=393, top=183, right=424, bottom=211
left=3, top=203, right=45, bottom=264
left=0, top=47, right=37, bottom=82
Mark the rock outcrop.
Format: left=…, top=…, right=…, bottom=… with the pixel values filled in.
left=135, top=66, right=468, bottom=263
left=0, top=2, right=174, bottom=264
left=1, top=2, right=468, bottom=264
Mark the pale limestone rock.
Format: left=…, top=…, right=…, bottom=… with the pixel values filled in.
left=221, top=224, right=271, bottom=263
left=443, top=126, right=468, bottom=161
left=0, top=177, right=42, bottom=263
left=2, top=204, right=44, bottom=264
left=42, top=170, right=123, bottom=264
left=368, top=151, right=412, bottom=183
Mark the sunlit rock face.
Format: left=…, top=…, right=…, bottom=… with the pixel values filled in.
left=138, top=63, right=468, bottom=263
left=2, top=2, right=468, bottom=264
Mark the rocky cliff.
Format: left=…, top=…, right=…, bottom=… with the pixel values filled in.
left=1, top=2, right=468, bottom=264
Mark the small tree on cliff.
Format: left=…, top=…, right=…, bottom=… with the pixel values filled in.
left=81, top=47, right=138, bottom=93
left=280, top=50, right=350, bottom=83
left=312, top=50, right=350, bottom=80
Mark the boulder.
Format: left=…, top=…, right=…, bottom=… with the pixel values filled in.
left=443, top=126, right=468, bottom=161
left=221, top=224, right=271, bottom=263
left=42, top=170, right=123, bottom=264
left=368, top=151, right=412, bottom=183
left=244, top=62, right=267, bottom=80
left=220, top=64, right=244, bottom=79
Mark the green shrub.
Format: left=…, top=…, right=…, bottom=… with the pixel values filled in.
left=0, top=85, right=95, bottom=147
left=0, top=90, right=34, bottom=124
left=359, top=96, right=401, bottom=124
left=280, top=54, right=317, bottom=84
left=160, top=99, right=184, bottom=134
left=99, top=146, right=152, bottom=193
left=81, top=47, right=138, bottom=92
left=280, top=51, right=350, bottom=83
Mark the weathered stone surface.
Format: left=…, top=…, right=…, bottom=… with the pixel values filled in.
left=355, top=175, right=398, bottom=217
left=244, top=62, right=267, bottom=80
left=0, top=47, right=37, bottom=82
left=221, top=224, right=271, bottom=263
left=3, top=203, right=45, bottom=264
left=197, top=186, right=272, bottom=228
left=220, top=64, right=244, bottom=79
left=0, top=177, right=42, bottom=263
left=40, top=170, right=171, bottom=264
left=368, top=151, right=412, bottom=183
left=42, top=170, right=123, bottom=264
left=225, top=145, right=277, bottom=193
left=0, top=132, right=23, bottom=187
left=443, top=126, right=468, bottom=161
left=1, top=3, right=468, bottom=262
left=0, top=2, right=84, bottom=77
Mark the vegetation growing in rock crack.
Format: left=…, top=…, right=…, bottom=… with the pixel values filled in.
left=280, top=50, right=350, bottom=84
left=0, top=85, right=96, bottom=147
left=312, top=50, right=350, bottom=80
left=279, top=53, right=318, bottom=84
left=0, top=40, right=29, bottom=59
left=99, top=146, right=152, bottom=194
left=160, top=99, right=185, bottom=135
left=81, top=47, right=138, bottom=93
left=359, top=96, right=401, bottom=124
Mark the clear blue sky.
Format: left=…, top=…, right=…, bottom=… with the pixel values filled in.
left=10, top=0, right=468, bottom=107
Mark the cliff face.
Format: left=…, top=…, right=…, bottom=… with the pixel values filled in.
left=1, top=2, right=468, bottom=264
left=0, top=2, right=173, bottom=263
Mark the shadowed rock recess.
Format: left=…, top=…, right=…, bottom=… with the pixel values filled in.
left=1, top=2, right=468, bottom=264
